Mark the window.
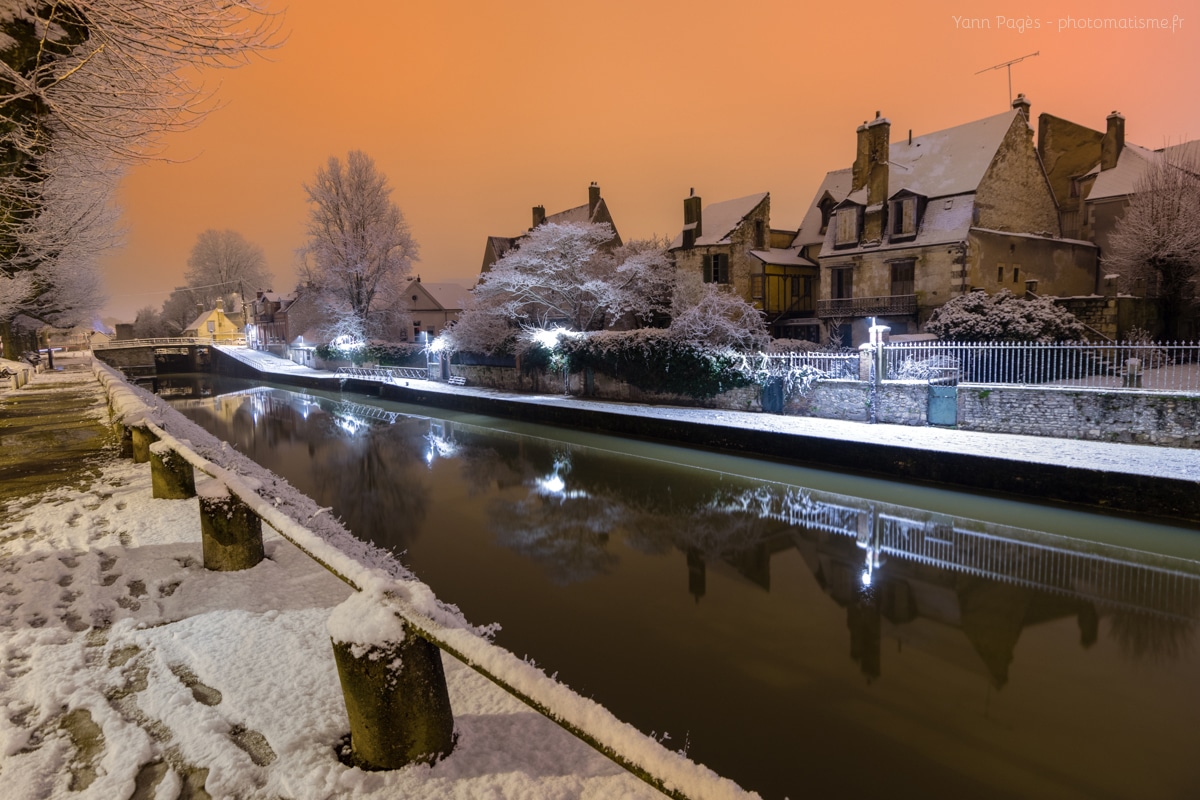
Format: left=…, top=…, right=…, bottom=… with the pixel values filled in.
left=1012, top=265, right=1020, bottom=284
left=997, top=263, right=1005, bottom=283
left=754, top=220, right=766, bottom=249
left=703, top=253, right=729, bottom=284
left=831, top=267, right=853, bottom=299
left=835, top=208, right=859, bottom=246
left=751, top=275, right=764, bottom=300
left=890, top=260, right=914, bottom=296
left=890, top=195, right=918, bottom=238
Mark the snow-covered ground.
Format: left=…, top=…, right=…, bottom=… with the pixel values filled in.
left=0, top=357, right=675, bottom=799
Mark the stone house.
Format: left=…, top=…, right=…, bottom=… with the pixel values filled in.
left=402, top=277, right=470, bottom=341
left=480, top=182, right=621, bottom=275
left=1038, top=110, right=1200, bottom=336
left=669, top=191, right=820, bottom=340
left=802, top=97, right=1097, bottom=346
left=183, top=299, right=244, bottom=344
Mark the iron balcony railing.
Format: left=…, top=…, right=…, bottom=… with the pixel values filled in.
left=817, top=294, right=917, bottom=318
left=882, top=340, right=1200, bottom=394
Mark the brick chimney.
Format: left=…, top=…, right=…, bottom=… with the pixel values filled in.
left=682, top=188, right=702, bottom=249
left=532, top=205, right=546, bottom=228
left=1011, top=92, right=1031, bottom=122
left=1101, top=111, right=1125, bottom=171
left=588, top=182, right=600, bottom=216
left=852, top=121, right=871, bottom=192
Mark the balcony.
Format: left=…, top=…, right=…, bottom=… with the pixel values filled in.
left=817, top=294, right=917, bottom=318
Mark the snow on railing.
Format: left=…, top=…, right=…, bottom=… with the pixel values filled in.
left=337, top=365, right=431, bottom=381
left=93, top=336, right=246, bottom=349
left=751, top=350, right=859, bottom=380
left=882, top=340, right=1200, bottom=393
left=91, top=358, right=756, bottom=800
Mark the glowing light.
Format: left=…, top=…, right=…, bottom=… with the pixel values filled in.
left=330, top=335, right=365, bottom=351
left=861, top=568, right=872, bottom=587
left=427, top=335, right=447, bottom=353
left=530, top=326, right=579, bottom=349
left=538, top=475, right=567, bottom=494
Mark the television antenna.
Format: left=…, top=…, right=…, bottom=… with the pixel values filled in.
left=976, top=51, right=1040, bottom=105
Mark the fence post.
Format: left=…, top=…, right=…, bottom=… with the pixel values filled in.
left=197, top=479, right=265, bottom=571
left=149, top=442, right=196, bottom=499
left=327, top=591, right=455, bottom=770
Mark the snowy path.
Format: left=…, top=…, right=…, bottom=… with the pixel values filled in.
left=219, top=346, right=1200, bottom=483
left=0, top=357, right=668, bottom=799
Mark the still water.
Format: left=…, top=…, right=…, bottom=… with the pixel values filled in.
left=165, top=375, right=1200, bottom=799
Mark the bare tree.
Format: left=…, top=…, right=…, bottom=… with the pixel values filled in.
left=300, top=150, right=419, bottom=343
left=1107, top=147, right=1200, bottom=339
left=159, top=286, right=199, bottom=334
left=0, top=0, right=279, bottom=357
left=184, top=228, right=272, bottom=310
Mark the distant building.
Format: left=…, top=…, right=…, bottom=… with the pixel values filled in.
left=668, top=190, right=820, bottom=340
left=402, top=277, right=470, bottom=340
left=480, top=182, right=621, bottom=275
left=184, top=299, right=244, bottom=344
left=800, top=97, right=1097, bottom=346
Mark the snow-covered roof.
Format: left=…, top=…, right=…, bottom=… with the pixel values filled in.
left=545, top=200, right=609, bottom=227
left=184, top=309, right=214, bottom=332
left=669, top=192, right=769, bottom=249
left=795, top=169, right=853, bottom=246
left=421, top=282, right=471, bottom=311
left=1087, top=139, right=1200, bottom=201
left=820, top=194, right=977, bottom=257
left=749, top=248, right=817, bottom=268
left=886, top=110, right=1018, bottom=198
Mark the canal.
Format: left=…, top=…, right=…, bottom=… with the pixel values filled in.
left=164, top=374, right=1200, bottom=799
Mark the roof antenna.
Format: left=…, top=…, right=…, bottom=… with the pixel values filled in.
left=975, top=51, right=1039, bottom=105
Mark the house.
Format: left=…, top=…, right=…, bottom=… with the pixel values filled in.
left=802, top=96, right=1097, bottom=346
left=402, top=276, right=470, bottom=341
left=245, top=290, right=294, bottom=351
left=668, top=190, right=820, bottom=340
left=1038, top=109, right=1200, bottom=335
left=183, top=299, right=244, bottom=343
left=480, top=182, right=621, bottom=275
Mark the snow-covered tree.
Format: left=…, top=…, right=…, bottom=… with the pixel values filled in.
left=159, top=286, right=200, bottom=334
left=1106, top=147, right=1200, bottom=339
left=668, top=270, right=770, bottom=350
left=300, top=150, right=419, bottom=343
left=0, top=0, right=278, bottom=358
left=471, top=222, right=626, bottom=332
left=923, top=290, right=1087, bottom=342
left=184, top=229, right=272, bottom=310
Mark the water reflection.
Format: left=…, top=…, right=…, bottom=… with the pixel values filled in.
left=169, top=378, right=1200, bottom=799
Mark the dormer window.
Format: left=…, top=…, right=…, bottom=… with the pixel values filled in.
left=834, top=207, right=860, bottom=247
left=890, top=195, right=918, bottom=239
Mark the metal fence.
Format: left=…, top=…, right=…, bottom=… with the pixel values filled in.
left=882, top=340, right=1200, bottom=393
left=752, top=351, right=860, bottom=380
left=336, top=365, right=430, bottom=382
left=93, top=336, right=243, bottom=349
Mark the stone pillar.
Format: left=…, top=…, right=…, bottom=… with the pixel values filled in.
left=328, top=592, right=455, bottom=770
left=131, top=426, right=158, bottom=464
left=115, top=423, right=134, bottom=459
left=149, top=442, right=196, bottom=499
left=197, top=479, right=264, bottom=571
left=1123, top=358, right=1142, bottom=389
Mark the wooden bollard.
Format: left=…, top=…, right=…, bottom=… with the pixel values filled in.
left=149, top=442, right=196, bottom=499
left=196, top=479, right=264, bottom=571
left=328, top=592, right=455, bottom=770
left=131, top=425, right=158, bottom=464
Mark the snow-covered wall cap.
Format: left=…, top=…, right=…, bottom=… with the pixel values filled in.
left=328, top=589, right=410, bottom=647
left=195, top=477, right=230, bottom=500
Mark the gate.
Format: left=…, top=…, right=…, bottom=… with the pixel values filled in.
left=927, top=371, right=958, bottom=427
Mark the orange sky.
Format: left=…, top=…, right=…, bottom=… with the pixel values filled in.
left=99, top=0, right=1200, bottom=320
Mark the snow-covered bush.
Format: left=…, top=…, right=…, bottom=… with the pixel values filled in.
left=558, top=330, right=751, bottom=399
left=668, top=272, right=770, bottom=351
left=923, top=290, right=1087, bottom=342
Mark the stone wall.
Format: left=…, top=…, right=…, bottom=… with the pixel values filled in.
left=958, top=384, right=1200, bottom=447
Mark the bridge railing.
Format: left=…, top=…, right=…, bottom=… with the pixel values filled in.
left=91, top=359, right=751, bottom=799
left=93, top=337, right=246, bottom=350
left=336, top=365, right=431, bottom=382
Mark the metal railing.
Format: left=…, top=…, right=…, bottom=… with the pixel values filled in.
left=93, top=336, right=247, bottom=350
left=750, top=351, right=859, bottom=380
left=336, top=366, right=430, bottom=382
left=817, top=294, right=917, bottom=318
left=882, top=340, right=1200, bottom=394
